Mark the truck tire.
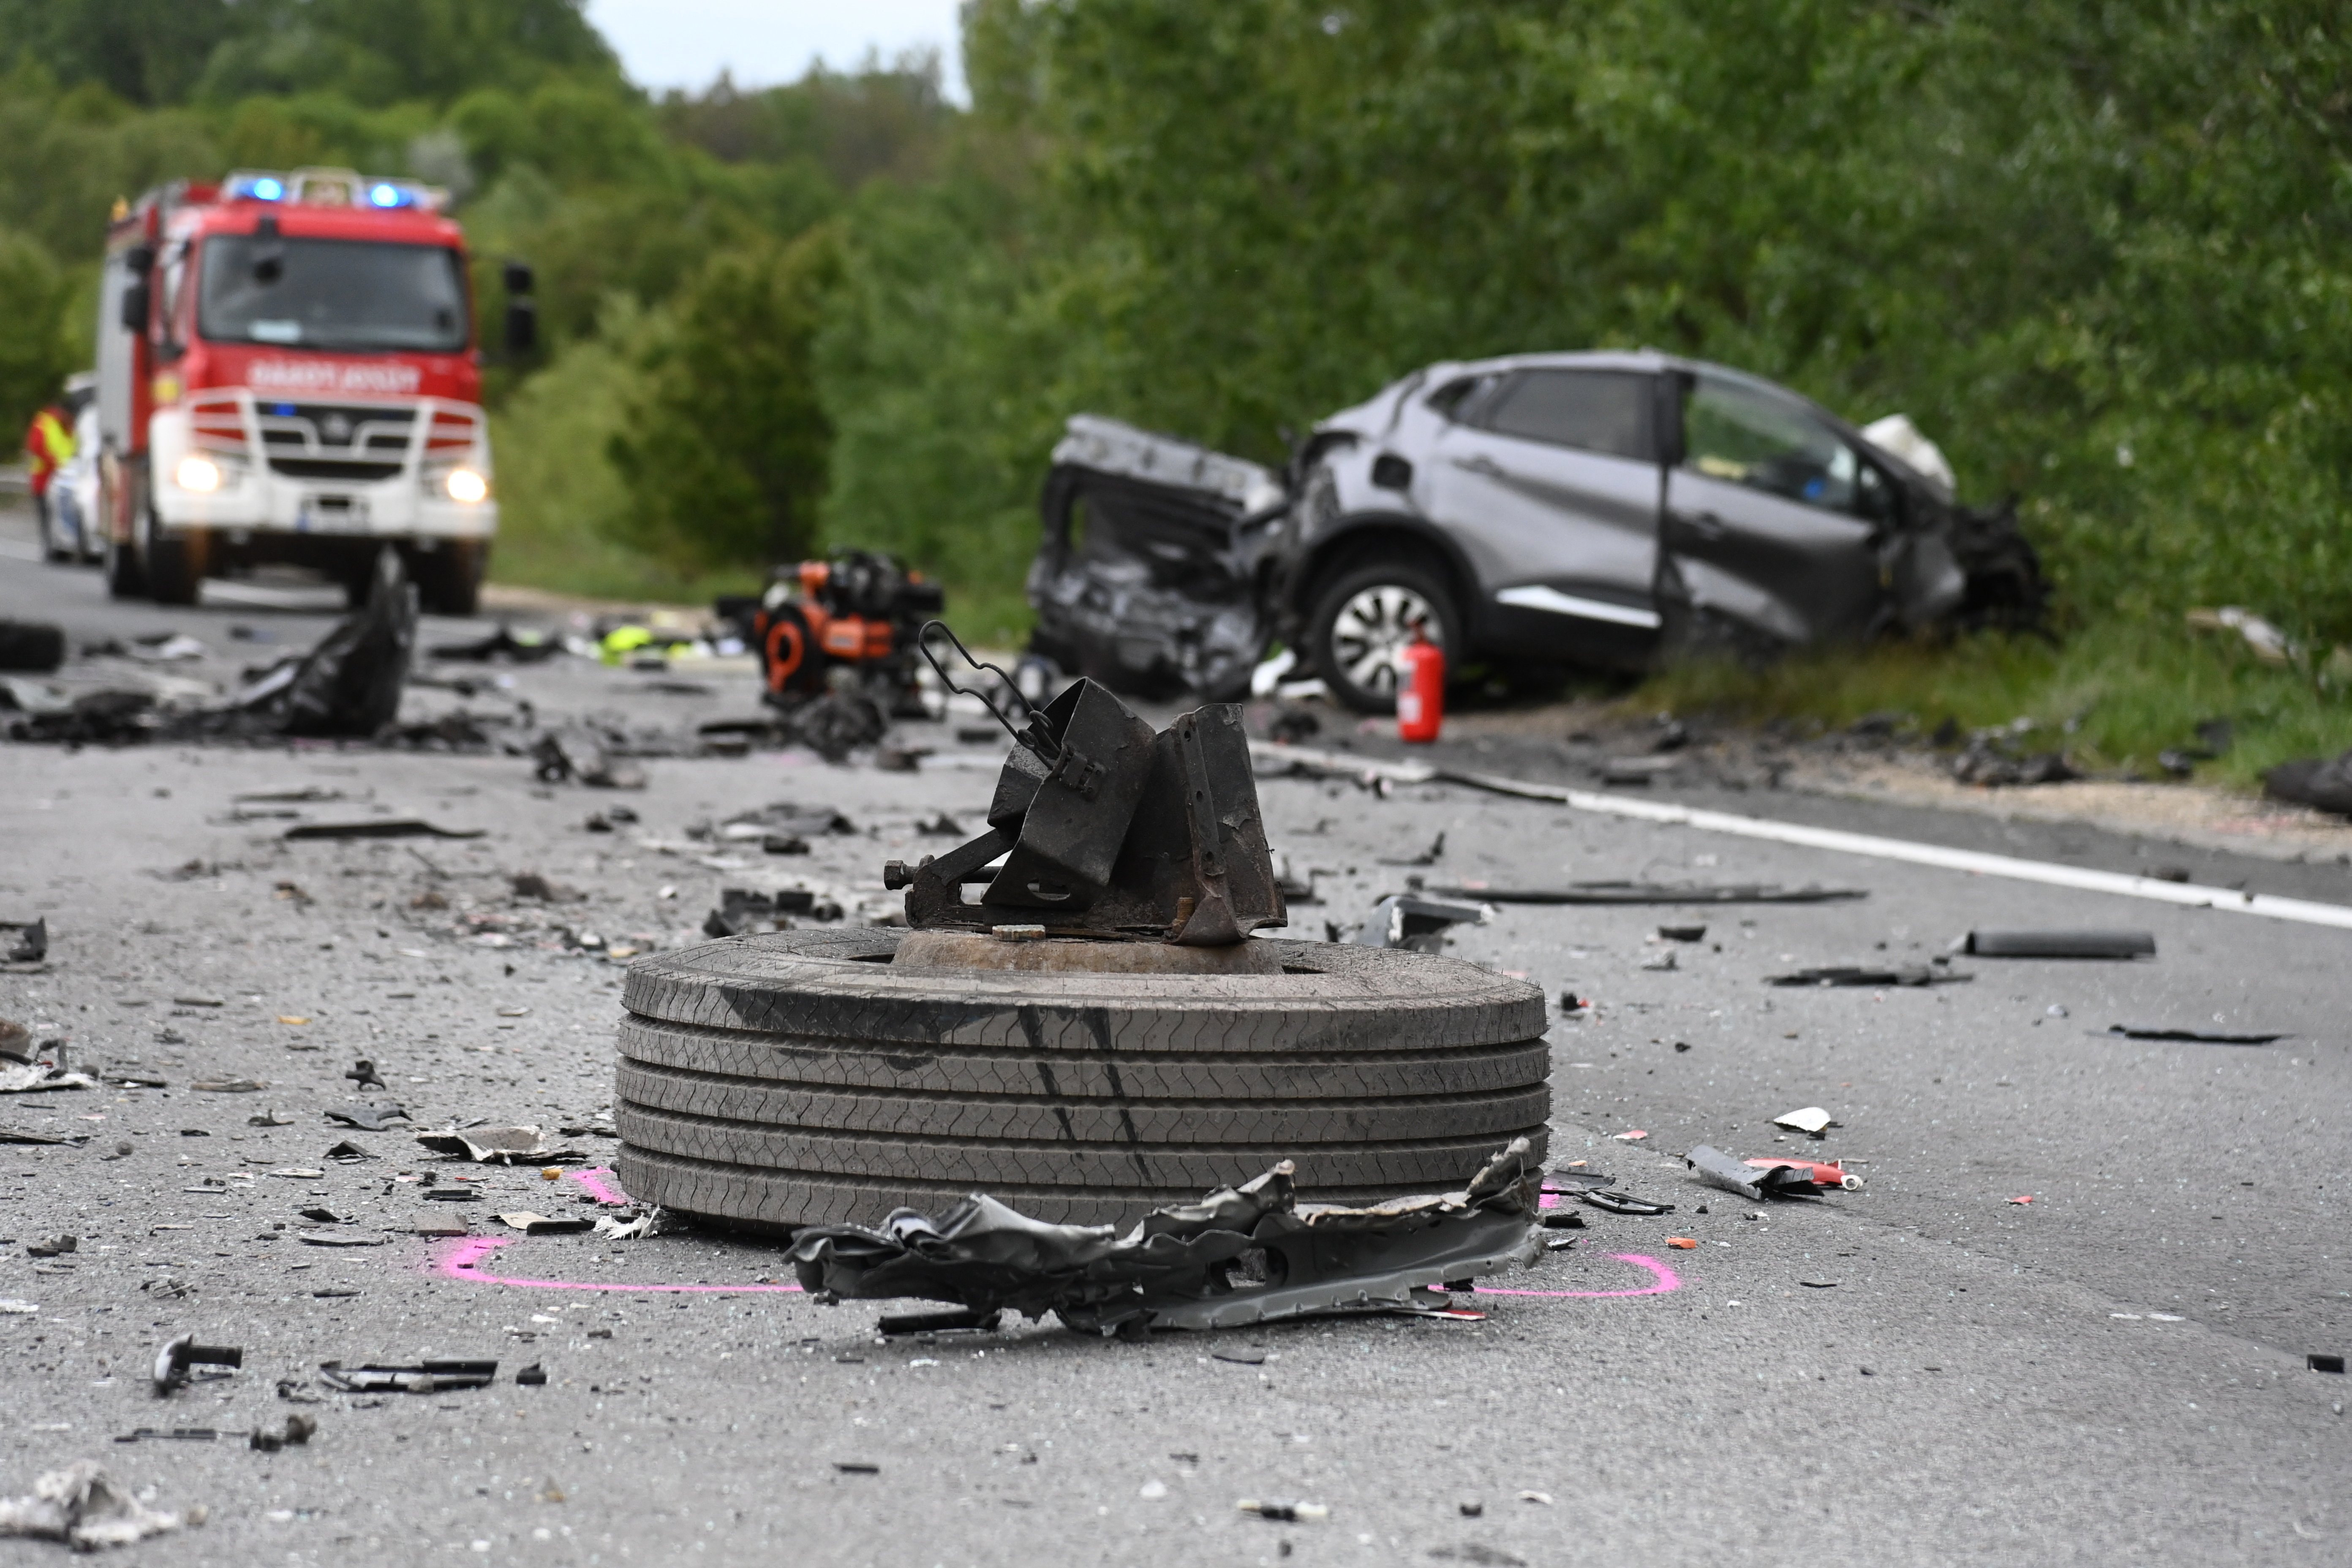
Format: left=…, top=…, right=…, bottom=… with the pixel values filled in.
left=615, top=928, right=1551, bottom=1230
left=415, top=539, right=486, bottom=616
left=142, top=513, right=206, bottom=607
left=1307, top=556, right=1460, bottom=714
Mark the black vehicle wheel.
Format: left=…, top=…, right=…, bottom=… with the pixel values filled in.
left=142, top=512, right=206, bottom=607
left=103, top=528, right=144, bottom=598
left=1308, top=557, right=1459, bottom=714
left=414, top=539, right=486, bottom=616
left=614, top=928, right=1550, bottom=1230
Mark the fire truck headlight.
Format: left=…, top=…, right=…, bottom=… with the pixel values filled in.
left=174, top=455, right=223, bottom=493
left=444, top=467, right=489, bottom=504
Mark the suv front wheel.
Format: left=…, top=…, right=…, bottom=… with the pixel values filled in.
left=1307, top=558, right=1459, bottom=714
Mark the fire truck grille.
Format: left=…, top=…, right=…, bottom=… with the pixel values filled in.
left=267, top=457, right=406, bottom=482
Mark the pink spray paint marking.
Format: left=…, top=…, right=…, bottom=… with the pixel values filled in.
left=1467, top=1252, right=1682, bottom=1298
left=569, top=1167, right=629, bottom=1206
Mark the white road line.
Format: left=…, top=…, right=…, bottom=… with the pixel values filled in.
left=1251, top=742, right=2352, bottom=932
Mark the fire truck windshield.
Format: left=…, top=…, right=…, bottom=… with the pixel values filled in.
left=198, top=236, right=469, bottom=354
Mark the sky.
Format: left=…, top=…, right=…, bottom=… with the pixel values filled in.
left=584, top=0, right=968, bottom=101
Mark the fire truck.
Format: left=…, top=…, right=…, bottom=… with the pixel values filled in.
left=93, top=166, right=532, bottom=612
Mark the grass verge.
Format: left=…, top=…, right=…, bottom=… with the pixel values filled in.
left=1632, top=620, right=2352, bottom=790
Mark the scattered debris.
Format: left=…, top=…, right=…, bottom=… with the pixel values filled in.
left=0, top=1461, right=203, bottom=1549
left=318, top=1359, right=498, bottom=1394
left=2186, top=605, right=2294, bottom=665
left=417, top=1127, right=583, bottom=1164
left=0, top=1017, right=30, bottom=1063
left=247, top=1415, right=317, bottom=1454
left=878, top=1307, right=1001, bottom=1336
left=267, top=547, right=417, bottom=737
left=1639, top=950, right=1678, bottom=972
left=1429, top=882, right=1864, bottom=906
left=152, top=1334, right=242, bottom=1396
left=1767, top=964, right=1963, bottom=988
left=1576, top=1189, right=1675, bottom=1217
left=25, top=1236, right=76, bottom=1258
left=429, top=624, right=560, bottom=663
left=2309, top=1354, right=2345, bottom=1375
left=323, top=1141, right=374, bottom=1162
left=1771, top=1106, right=1840, bottom=1138
left=297, top=1230, right=383, bottom=1248
left=1238, top=1499, right=1328, bottom=1523
left=283, top=819, right=484, bottom=841
left=1665, top=1237, right=1698, bottom=1250
left=345, top=1059, right=386, bottom=1091
left=1350, top=894, right=1488, bottom=954
left=2103, top=1024, right=2285, bottom=1045
left=1950, top=734, right=2078, bottom=787
left=514, top=1365, right=547, bottom=1386
left=0, top=1299, right=39, bottom=1314
left=1961, top=929, right=2154, bottom=959
left=702, top=887, right=840, bottom=937
left=2008, top=1195, right=2035, bottom=1206
left=1656, top=924, right=1707, bottom=942
left=1610, top=1129, right=1647, bottom=1142
left=591, top=1209, right=666, bottom=1241
left=787, top=1140, right=1544, bottom=1334
left=190, top=1078, right=265, bottom=1093
left=0, top=622, right=66, bottom=673
left=1746, top=1157, right=1861, bottom=1190
left=533, top=731, right=646, bottom=789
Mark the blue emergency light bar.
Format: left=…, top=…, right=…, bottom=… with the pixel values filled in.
left=221, top=169, right=446, bottom=212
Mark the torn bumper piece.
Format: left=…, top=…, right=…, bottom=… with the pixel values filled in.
left=786, top=1140, right=1543, bottom=1335
left=1686, top=1145, right=1832, bottom=1202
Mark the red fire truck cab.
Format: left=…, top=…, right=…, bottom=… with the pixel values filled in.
left=95, top=167, right=533, bottom=613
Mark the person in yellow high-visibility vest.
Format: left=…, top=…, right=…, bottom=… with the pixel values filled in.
left=23, top=399, right=76, bottom=546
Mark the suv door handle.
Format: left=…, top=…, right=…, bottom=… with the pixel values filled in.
left=1670, top=509, right=1727, bottom=542
left=1453, top=454, right=1505, bottom=478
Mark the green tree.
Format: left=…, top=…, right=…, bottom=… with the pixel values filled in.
left=0, top=228, right=76, bottom=437
left=605, top=230, right=842, bottom=570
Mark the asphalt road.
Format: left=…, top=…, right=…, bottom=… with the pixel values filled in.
left=1, top=513, right=2346, bottom=1567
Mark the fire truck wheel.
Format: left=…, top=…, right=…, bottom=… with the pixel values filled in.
left=143, top=521, right=207, bottom=607
left=614, top=928, right=1552, bottom=1230
left=415, top=540, right=486, bottom=616
left=103, top=529, right=144, bottom=598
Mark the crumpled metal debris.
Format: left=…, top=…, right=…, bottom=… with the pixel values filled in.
left=5, top=919, right=47, bottom=964
left=533, top=730, right=646, bottom=789
left=1350, top=894, right=1489, bottom=954
left=787, top=1139, right=1543, bottom=1336
left=152, top=1334, right=242, bottom=1395
left=415, top=1127, right=582, bottom=1165
left=284, top=819, right=484, bottom=841
left=324, top=1102, right=409, bottom=1132
left=0, top=1461, right=202, bottom=1549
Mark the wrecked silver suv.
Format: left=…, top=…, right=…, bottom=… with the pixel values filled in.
left=1275, top=351, right=2042, bottom=710
left=1028, top=354, right=2041, bottom=712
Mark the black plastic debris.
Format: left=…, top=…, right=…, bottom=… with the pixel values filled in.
left=498, top=1212, right=592, bottom=1235
left=323, top=1141, right=374, bottom=1162
left=1962, top=929, right=2155, bottom=958
left=153, top=1334, right=242, bottom=1396
left=272, top=547, right=417, bottom=737
left=0, top=622, right=65, bottom=673
left=2310, top=1354, right=2346, bottom=1375
left=1351, top=894, right=1487, bottom=954
left=834, top=1462, right=881, bottom=1476
left=1577, top=1190, right=1675, bottom=1217
left=1428, top=882, right=1865, bottom=906
left=2262, top=749, right=2352, bottom=817
left=1211, top=1348, right=1267, bottom=1365
left=248, top=1414, right=318, bottom=1453
left=1657, top=924, right=1707, bottom=942
left=1238, top=1499, right=1328, bottom=1523
left=5, top=919, right=46, bottom=964
left=428, top=624, right=560, bottom=663
left=325, top=1102, right=408, bottom=1132
left=786, top=691, right=889, bottom=762
left=702, top=887, right=838, bottom=938
left=284, top=819, right=484, bottom=841
left=2104, top=1024, right=2286, bottom=1045
left=318, top=1359, right=498, bottom=1394
left=297, top=1207, right=343, bottom=1224
left=788, top=1140, right=1543, bottom=1335
left=113, top=1428, right=219, bottom=1444
left=877, top=1307, right=1001, bottom=1336
left=24, top=1235, right=77, bottom=1258
left=1767, top=964, right=1965, bottom=988
left=345, top=1059, right=386, bottom=1091
left=514, top=1364, right=548, bottom=1386
left=534, top=730, right=646, bottom=789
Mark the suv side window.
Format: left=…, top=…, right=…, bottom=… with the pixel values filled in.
left=1473, top=369, right=1656, bottom=462
left=1680, top=373, right=1870, bottom=514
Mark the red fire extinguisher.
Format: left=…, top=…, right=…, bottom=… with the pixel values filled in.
left=1396, top=620, right=1444, bottom=743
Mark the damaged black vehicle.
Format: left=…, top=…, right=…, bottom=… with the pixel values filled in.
left=1030, top=354, right=2042, bottom=713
